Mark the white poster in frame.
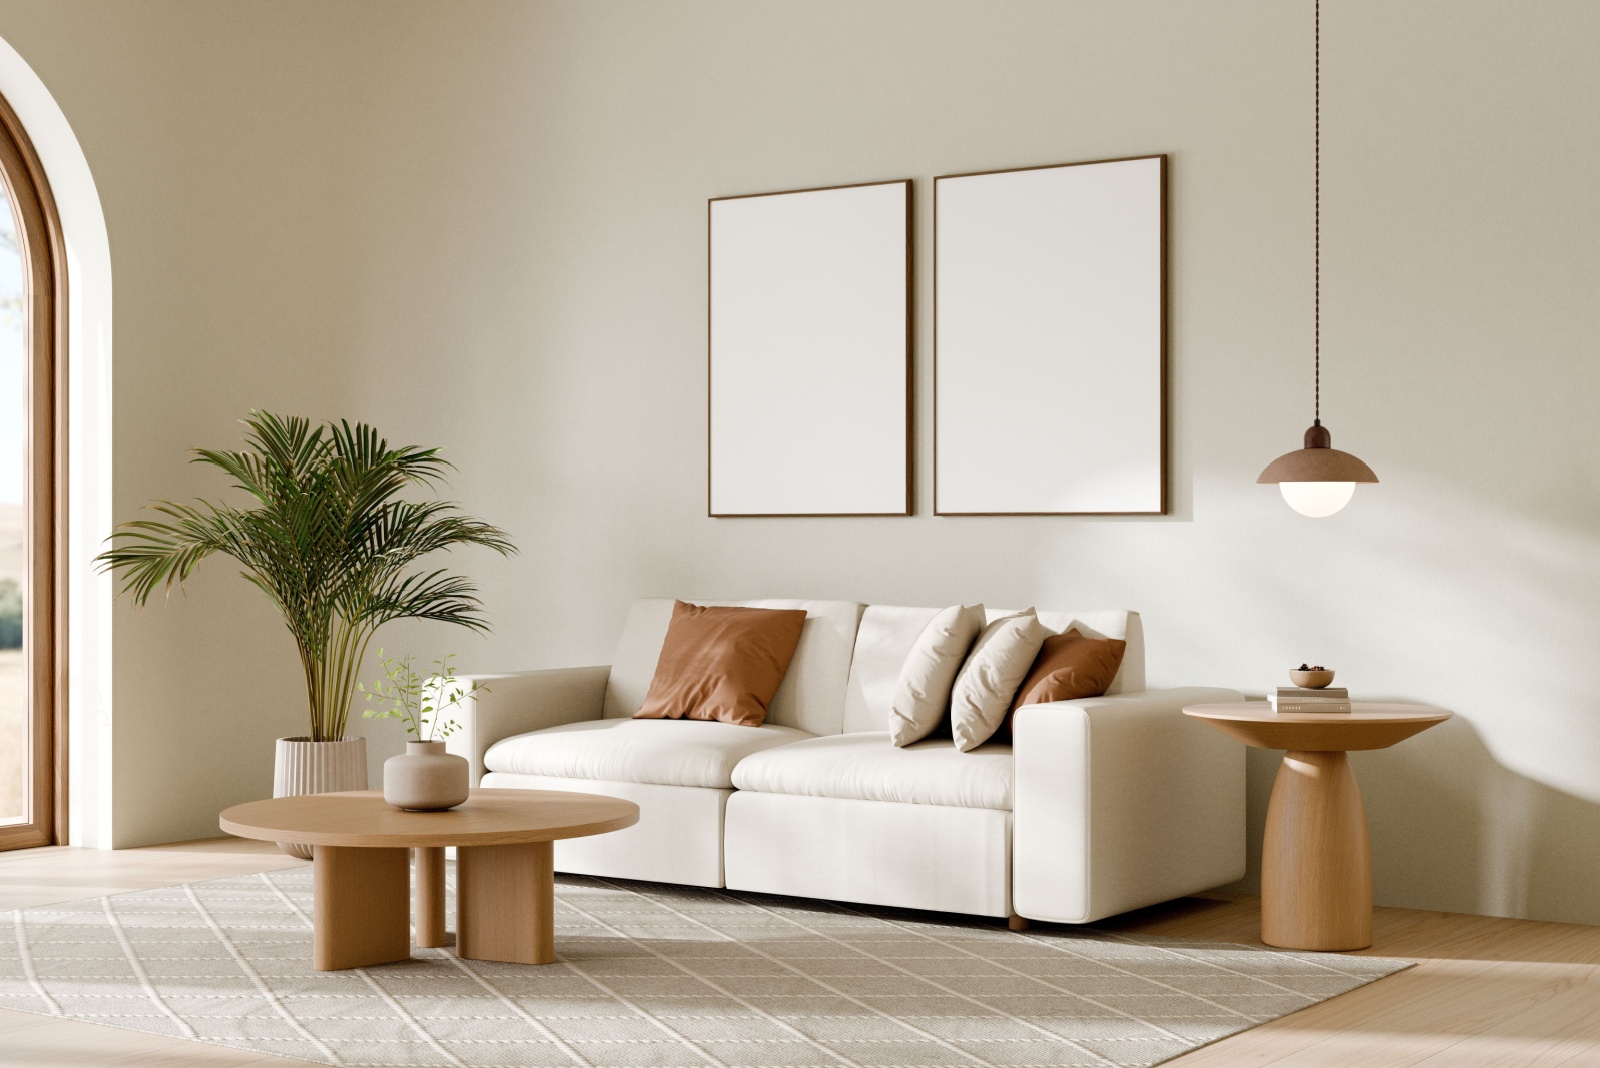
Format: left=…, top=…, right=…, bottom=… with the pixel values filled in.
left=934, top=155, right=1166, bottom=515
left=709, top=179, right=911, bottom=517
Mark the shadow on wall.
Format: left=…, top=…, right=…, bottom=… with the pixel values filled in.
left=1225, top=715, right=1600, bottom=928
left=1137, top=465, right=1600, bottom=928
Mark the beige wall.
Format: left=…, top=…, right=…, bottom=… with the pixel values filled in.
left=0, top=0, right=1596, bottom=924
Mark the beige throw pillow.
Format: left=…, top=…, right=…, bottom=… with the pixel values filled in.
left=888, top=604, right=986, bottom=747
left=950, top=609, right=1048, bottom=752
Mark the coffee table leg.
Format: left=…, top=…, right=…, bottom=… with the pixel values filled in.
left=313, top=845, right=411, bottom=970
left=1261, top=750, right=1373, bottom=951
left=456, top=841, right=554, bottom=965
left=413, top=847, right=447, bottom=948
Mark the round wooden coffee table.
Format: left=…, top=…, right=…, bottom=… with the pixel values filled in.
left=220, top=788, right=638, bottom=970
left=1183, top=702, right=1451, bottom=952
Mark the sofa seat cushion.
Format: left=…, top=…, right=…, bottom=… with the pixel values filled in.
left=731, top=731, right=1013, bottom=810
left=485, top=719, right=811, bottom=790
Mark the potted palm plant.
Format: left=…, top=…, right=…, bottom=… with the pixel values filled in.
left=96, top=411, right=513, bottom=856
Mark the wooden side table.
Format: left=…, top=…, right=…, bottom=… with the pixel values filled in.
left=1183, top=702, right=1451, bottom=951
left=221, top=788, right=638, bottom=970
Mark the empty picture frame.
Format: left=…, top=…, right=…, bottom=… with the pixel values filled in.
left=935, top=155, right=1166, bottom=515
left=709, top=179, right=911, bottom=517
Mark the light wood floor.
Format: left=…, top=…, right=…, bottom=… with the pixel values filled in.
left=2, top=839, right=1598, bottom=1067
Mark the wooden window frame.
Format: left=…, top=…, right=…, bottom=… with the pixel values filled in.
left=0, top=89, right=67, bottom=851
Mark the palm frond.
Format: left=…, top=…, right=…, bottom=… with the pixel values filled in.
left=94, top=412, right=516, bottom=741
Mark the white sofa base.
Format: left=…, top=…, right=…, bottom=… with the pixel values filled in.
left=457, top=606, right=1246, bottom=926
left=480, top=772, right=728, bottom=888
left=724, top=791, right=1012, bottom=918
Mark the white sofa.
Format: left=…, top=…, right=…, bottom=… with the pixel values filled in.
left=450, top=598, right=1245, bottom=924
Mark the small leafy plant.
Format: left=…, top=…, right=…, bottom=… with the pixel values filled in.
left=359, top=650, right=484, bottom=743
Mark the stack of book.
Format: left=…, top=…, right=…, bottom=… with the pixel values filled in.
left=1268, top=686, right=1351, bottom=713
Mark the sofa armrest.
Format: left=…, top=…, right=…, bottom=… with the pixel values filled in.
left=447, top=666, right=610, bottom=785
left=1012, top=686, right=1245, bottom=924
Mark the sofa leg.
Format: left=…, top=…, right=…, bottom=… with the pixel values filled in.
left=1007, top=915, right=1029, bottom=932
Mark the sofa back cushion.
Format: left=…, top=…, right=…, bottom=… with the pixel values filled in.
left=604, top=598, right=865, bottom=735
left=842, top=605, right=1145, bottom=734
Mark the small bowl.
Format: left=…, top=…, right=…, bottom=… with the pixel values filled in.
left=1290, top=668, right=1335, bottom=689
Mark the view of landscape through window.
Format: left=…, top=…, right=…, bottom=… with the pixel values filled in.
left=0, top=186, right=26, bottom=825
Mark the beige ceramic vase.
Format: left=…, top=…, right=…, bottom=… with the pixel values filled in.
left=384, top=740, right=470, bottom=811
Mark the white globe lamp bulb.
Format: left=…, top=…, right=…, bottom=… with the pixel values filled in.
left=1279, top=481, right=1355, bottom=517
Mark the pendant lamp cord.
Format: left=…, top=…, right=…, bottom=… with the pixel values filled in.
left=1314, top=0, right=1321, bottom=425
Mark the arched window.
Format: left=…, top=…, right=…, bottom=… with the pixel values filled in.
left=0, top=89, right=64, bottom=851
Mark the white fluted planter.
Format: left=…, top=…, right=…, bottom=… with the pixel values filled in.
left=272, top=736, right=368, bottom=859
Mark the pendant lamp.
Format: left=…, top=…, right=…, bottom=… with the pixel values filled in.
left=1258, top=0, right=1377, bottom=517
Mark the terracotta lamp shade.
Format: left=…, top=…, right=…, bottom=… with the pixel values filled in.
left=1257, top=422, right=1378, bottom=517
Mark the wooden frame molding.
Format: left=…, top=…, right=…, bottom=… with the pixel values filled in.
left=707, top=178, right=914, bottom=518
left=0, top=88, right=67, bottom=852
left=932, top=154, right=1168, bottom=516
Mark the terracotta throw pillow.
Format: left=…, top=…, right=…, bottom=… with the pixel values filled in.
left=950, top=609, right=1048, bottom=752
left=634, top=601, right=807, bottom=727
left=1004, top=627, right=1128, bottom=736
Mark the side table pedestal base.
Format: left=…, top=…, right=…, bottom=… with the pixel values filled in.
left=1261, top=750, right=1372, bottom=951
